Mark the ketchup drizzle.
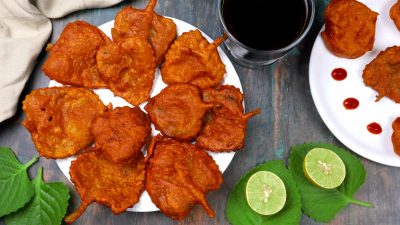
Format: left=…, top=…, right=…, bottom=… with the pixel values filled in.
left=343, top=98, right=359, bottom=110
left=367, top=122, right=382, bottom=135
left=331, top=68, right=347, bottom=81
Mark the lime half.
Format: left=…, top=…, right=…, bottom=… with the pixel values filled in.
left=245, top=171, right=286, bottom=215
left=303, top=148, right=346, bottom=189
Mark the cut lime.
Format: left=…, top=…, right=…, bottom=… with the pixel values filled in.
left=245, top=171, right=286, bottom=215
left=303, top=148, right=346, bottom=189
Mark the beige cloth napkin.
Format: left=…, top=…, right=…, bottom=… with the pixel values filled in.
left=0, top=0, right=122, bottom=123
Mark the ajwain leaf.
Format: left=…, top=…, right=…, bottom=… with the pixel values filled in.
left=5, top=167, right=70, bottom=225
left=288, top=143, right=373, bottom=223
left=226, top=160, right=302, bottom=225
left=0, top=147, right=38, bottom=217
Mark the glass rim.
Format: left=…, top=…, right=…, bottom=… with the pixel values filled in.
left=218, top=0, right=316, bottom=54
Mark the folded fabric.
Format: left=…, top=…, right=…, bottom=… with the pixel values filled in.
left=0, top=0, right=122, bottom=123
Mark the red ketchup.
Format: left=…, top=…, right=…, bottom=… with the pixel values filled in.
left=367, top=122, right=382, bottom=135
left=343, top=98, right=359, bottom=110
left=331, top=68, right=347, bottom=81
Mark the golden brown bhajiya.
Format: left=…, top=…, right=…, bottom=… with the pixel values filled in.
left=362, top=46, right=400, bottom=103
left=321, top=0, right=378, bottom=58
left=146, top=137, right=222, bottom=220
left=42, top=21, right=110, bottom=88
left=96, top=36, right=155, bottom=106
left=161, top=30, right=226, bottom=89
left=145, top=84, right=213, bottom=141
left=22, top=87, right=108, bottom=158
left=195, top=85, right=260, bottom=151
left=112, top=0, right=177, bottom=64
left=392, top=117, right=400, bottom=156
left=90, top=106, right=151, bottom=163
left=390, top=1, right=400, bottom=31
left=64, top=152, right=145, bottom=224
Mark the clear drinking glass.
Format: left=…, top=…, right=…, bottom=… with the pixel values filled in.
left=218, top=0, right=315, bottom=67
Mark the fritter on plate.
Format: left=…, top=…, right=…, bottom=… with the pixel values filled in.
left=362, top=46, right=400, bottom=103
left=146, top=137, right=223, bottom=220
left=90, top=106, right=151, bottom=163
left=161, top=30, right=226, bottom=89
left=145, top=84, right=213, bottom=141
left=391, top=1, right=400, bottom=31
left=42, top=21, right=110, bottom=88
left=112, top=0, right=177, bottom=64
left=64, top=152, right=145, bottom=224
left=96, top=36, right=155, bottom=105
left=195, top=85, right=260, bottom=151
left=392, top=117, right=400, bottom=156
left=321, top=0, right=378, bottom=58
left=22, top=87, right=108, bottom=158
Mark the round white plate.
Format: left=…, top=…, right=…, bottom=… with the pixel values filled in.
left=309, top=0, right=400, bottom=167
left=52, top=18, right=241, bottom=212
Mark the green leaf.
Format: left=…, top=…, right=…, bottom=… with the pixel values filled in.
left=0, top=147, right=38, bottom=217
left=5, top=167, right=70, bottom=225
left=288, top=143, right=373, bottom=223
left=226, top=160, right=302, bottom=225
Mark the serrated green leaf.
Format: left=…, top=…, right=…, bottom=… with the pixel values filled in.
left=226, top=160, right=301, bottom=225
left=5, top=167, right=70, bottom=225
left=289, top=143, right=373, bottom=223
left=0, top=147, right=38, bottom=217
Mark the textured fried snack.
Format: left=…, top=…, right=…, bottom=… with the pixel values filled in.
left=321, top=0, right=378, bottom=58
left=391, top=1, right=400, bottom=30
left=90, top=106, right=151, bottom=163
left=64, top=152, right=145, bottom=224
left=42, top=21, right=110, bottom=88
left=145, top=84, right=213, bottom=141
left=392, top=117, right=400, bottom=156
left=146, top=137, right=223, bottom=220
left=362, top=46, right=400, bottom=103
left=96, top=36, right=155, bottom=105
left=195, top=85, right=260, bottom=151
left=22, top=87, right=108, bottom=158
left=112, top=0, right=177, bottom=64
left=161, top=30, right=226, bottom=89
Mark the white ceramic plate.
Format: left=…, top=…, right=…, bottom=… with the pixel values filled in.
left=309, top=0, right=400, bottom=167
left=52, top=18, right=241, bottom=211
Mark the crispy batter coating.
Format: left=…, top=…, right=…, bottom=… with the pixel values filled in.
left=90, top=106, right=151, bottom=163
left=362, top=46, right=400, bottom=103
left=145, top=84, right=213, bottom=141
left=161, top=30, right=226, bottom=89
left=392, top=117, right=400, bottom=156
left=146, top=137, right=222, bottom=220
left=22, top=87, right=108, bottom=159
left=96, top=36, right=155, bottom=105
left=321, top=0, right=378, bottom=58
left=390, top=1, right=400, bottom=31
left=64, top=152, right=145, bottom=224
left=195, top=85, right=260, bottom=151
left=42, top=21, right=110, bottom=88
left=112, top=0, right=177, bottom=64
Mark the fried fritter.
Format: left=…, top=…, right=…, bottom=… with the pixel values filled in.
left=390, top=1, right=400, bottom=31
left=195, top=85, right=260, bottom=151
left=64, top=152, right=145, bottom=224
left=362, top=46, right=400, bottom=103
left=112, top=0, right=177, bottom=65
left=392, top=117, right=400, bottom=156
left=146, top=137, right=222, bottom=220
left=96, top=36, right=155, bottom=106
left=42, top=21, right=110, bottom=88
left=161, top=30, right=226, bottom=89
left=145, top=84, right=213, bottom=141
left=90, top=106, right=151, bottom=163
left=321, top=0, right=378, bottom=58
left=22, top=87, right=108, bottom=158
